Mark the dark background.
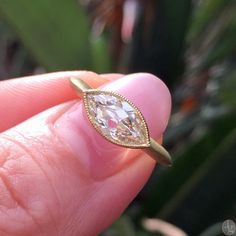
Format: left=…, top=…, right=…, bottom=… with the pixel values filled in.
left=0, top=0, right=235, bottom=235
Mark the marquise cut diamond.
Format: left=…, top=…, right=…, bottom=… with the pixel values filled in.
left=85, top=91, right=149, bottom=147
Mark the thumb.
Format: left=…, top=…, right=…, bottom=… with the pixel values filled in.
left=0, top=73, right=171, bottom=236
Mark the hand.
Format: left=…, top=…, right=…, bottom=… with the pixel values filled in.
left=0, top=71, right=171, bottom=236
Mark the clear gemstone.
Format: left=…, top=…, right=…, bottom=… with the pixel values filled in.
left=85, top=91, right=149, bottom=146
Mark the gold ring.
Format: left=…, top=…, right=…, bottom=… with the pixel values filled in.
left=70, top=77, right=172, bottom=167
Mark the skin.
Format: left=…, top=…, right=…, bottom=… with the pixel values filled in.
left=0, top=71, right=171, bottom=236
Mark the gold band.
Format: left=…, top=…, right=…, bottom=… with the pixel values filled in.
left=147, top=138, right=172, bottom=166
left=70, top=77, right=172, bottom=167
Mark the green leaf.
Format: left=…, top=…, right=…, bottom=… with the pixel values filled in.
left=188, top=0, right=232, bottom=41
left=202, top=14, right=236, bottom=68
left=220, top=70, right=236, bottom=106
left=0, top=0, right=92, bottom=70
left=91, top=35, right=111, bottom=73
left=186, top=0, right=236, bottom=72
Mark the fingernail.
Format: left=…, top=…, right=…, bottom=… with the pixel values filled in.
left=55, top=73, right=171, bottom=179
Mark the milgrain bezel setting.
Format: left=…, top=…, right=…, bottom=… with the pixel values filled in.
left=83, top=89, right=151, bottom=148
left=69, top=77, right=172, bottom=167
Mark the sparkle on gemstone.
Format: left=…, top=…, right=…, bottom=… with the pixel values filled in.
left=84, top=90, right=149, bottom=147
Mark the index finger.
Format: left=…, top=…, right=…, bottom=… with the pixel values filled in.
left=0, top=71, right=123, bottom=132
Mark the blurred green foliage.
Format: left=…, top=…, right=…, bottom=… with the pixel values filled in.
left=0, top=0, right=91, bottom=70
left=0, top=0, right=235, bottom=235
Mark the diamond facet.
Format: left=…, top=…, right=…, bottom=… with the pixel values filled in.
left=84, top=90, right=149, bottom=147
